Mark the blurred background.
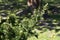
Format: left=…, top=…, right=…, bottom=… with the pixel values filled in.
left=0, top=0, right=60, bottom=40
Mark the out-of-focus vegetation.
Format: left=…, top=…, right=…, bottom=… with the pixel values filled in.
left=0, top=0, right=60, bottom=40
